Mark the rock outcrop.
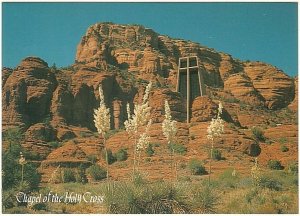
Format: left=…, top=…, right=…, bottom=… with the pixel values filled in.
left=2, top=22, right=297, bottom=182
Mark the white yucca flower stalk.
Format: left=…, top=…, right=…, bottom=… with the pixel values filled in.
left=162, top=100, right=178, bottom=181
left=251, top=157, right=261, bottom=186
left=94, top=85, right=111, bottom=136
left=136, top=120, right=152, bottom=170
left=94, top=85, right=111, bottom=181
left=207, top=102, right=224, bottom=143
left=19, top=152, right=27, bottom=183
left=162, top=100, right=177, bottom=144
left=207, top=102, right=224, bottom=184
left=136, top=119, right=152, bottom=152
left=124, top=82, right=152, bottom=180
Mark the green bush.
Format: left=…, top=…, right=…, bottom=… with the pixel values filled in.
left=267, top=160, right=284, bottom=170
left=86, top=165, right=106, bottom=181
left=278, top=137, right=287, bottom=145
left=145, top=144, right=155, bottom=157
left=211, top=148, right=222, bottom=160
left=62, top=168, right=76, bottom=183
left=190, top=183, right=218, bottom=213
left=3, top=127, right=24, bottom=144
left=188, top=159, right=207, bottom=175
left=75, top=164, right=88, bottom=184
left=218, top=168, right=239, bottom=188
left=259, top=176, right=282, bottom=191
left=79, top=131, right=92, bottom=138
left=48, top=141, right=62, bottom=149
left=280, top=145, right=289, bottom=152
left=22, top=163, right=42, bottom=189
left=104, top=181, right=188, bottom=214
left=115, top=148, right=128, bottom=161
left=287, top=162, right=298, bottom=175
left=102, top=149, right=116, bottom=164
left=168, top=143, right=187, bottom=155
left=251, top=127, right=265, bottom=141
left=87, top=155, right=97, bottom=164
left=3, top=151, right=41, bottom=190
left=23, top=151, right=41, bottom=160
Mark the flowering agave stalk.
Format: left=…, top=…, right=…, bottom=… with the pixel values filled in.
left=18, top=152, right=27, bottom=183
left=124, top=82, right=152, bottom=180
left=207, top=102, right=224, bottom=183
left=162, top=100, right=178, bottom=181
left=94, top=85, right=111, bottom=181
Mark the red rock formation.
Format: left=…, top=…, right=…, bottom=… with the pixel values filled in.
left=191, top=96, right=218, bottom=122
left=224, top=73, right=264, bottom=106
left=244, top=62, right=294, bottom=109
left=288, top=77, right=298, bottom=112
left=2, top=23, right=297, bottom=182
left=2, top=57, right=57, bottom=128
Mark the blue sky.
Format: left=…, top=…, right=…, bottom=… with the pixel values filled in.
left=2, top=2, right=298, bottom=76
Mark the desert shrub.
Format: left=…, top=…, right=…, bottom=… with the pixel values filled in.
left=48, top=141, right=62, bottom=149
left=144, top=158, right=151, bottom=163
left=75, top=164, right=87, bottom=184
left=190, top=134, right=195, bottom=140
left=3, top=152, right=20, bottom=190
left=132, top=172, right=147, bottom=186
left=267, top=160, right=284, bottom=170
left=32, top=203, right=47, bottom=211
left=104, top=181, right=188, bottom=214
left=79, top=131, right=92, bottom=138
left=23, top=163, right=41, bottom=189
left=280, top=145, right=289, bottom=152
left=224, top=97, right=240, bottom=104
left=102, top=149, right=116, bottom=164
left=245, top=188, right=259, bottom=204
left=265, top=139, right=273, bottom=145
left=86, top=165, right=106, bottom=181
left=3, top=152, right=41, bottom=190
left=188, top=159, right=207, bottom=175
left=168, top=143, right=187, bottom=155
left=3, top=189, right=18, bottom=210
left=178, top=176, right=191, bottom=182
left=211, top=148, right=222, bottom=160
left=251, top=127, right=265, bottom=141
left=3, top=181, right=32, bottom=212
left=86, top=155, right=97, bottom=164
left=179, top=163, right=187, bottom=169
left=278, top=137, right=288, bottom=145
left=259, top=176, right=282, bottom=191
left=190, top=183, right=218, bottom=213
left=5, top=206, right=31, bottom=214
left=23, top=150, right=41, bottom=160
left=115, top=148, right=128, bottom=161
left=62, top=168, right=76, bottom=183
left=3, top=127, right=24, bottom=144
left=218, top=168, right=239, bottom=188
left=278, top=137, right=288, bottom=144
left=145, top=144, right=154, bottom=157
left=287, top=162, right=298, bottom=175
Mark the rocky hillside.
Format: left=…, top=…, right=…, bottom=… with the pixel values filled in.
left=2, top=22, right=298, bottom=182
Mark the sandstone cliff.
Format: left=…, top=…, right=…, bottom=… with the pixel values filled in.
left=2, top=22, right=297, bottom=182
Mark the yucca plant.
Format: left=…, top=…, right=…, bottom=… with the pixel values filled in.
left=162, top=100, right=178, bottom=181
left=124, top=82, right=152, bottom=180
left=207, top=102, right=224, bottom=184
left=94, top=85, right=111, bottom=180
left=18, top=152, right=27, bottom=183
